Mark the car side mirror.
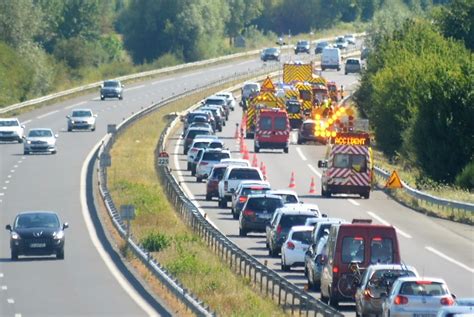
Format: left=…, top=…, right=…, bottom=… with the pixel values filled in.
left=94, top=114, right=98, bottom=117
left=451, top=293, right=456, bottom=299
left=121, top=84, right=124, bottom=88
left=55, top=134, right=59, bottom=138
left=21, top=125, right=25, bottom=129
left=100, top=84, right=104, bottom=88
left=318, top=160, right=327, bottom=168
left=66, top=115, right=70, bottom=119
left=322, top=213, right=328, bottom=218
left=63, top=223, right=69, bottom=230
left=5, top=224, right=12, bottom=231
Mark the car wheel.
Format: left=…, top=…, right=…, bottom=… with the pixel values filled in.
left=52, top=150, right=57, bottom=155
left=219, top=198, right=227, bottom=208
left=187, top=162, right=191, bottom=171
left=232, top=211, right=239, bottom=220
left=11, top=250, right=18, bottom=261
left=239, top=228, right=247, bottom=237
left=191, top=169, right=196, bottom=176
left=196, top=177, right=202, bottom=182
left=362, top=191, right=370, bottom=199
left=329, top=293, right=339, bottom=308
left=24, top=150, right=29, bottom=155
left=269, top=246, right=278, bottom=257
left=345, top=72, right=348, bottom=75
left=18, top=138, right=23, bottom=144
left=281, top=263, right=290, bottom=272
left=119, top=95, right=123, bottom=100
left=254, top=145, right=259, bottom=153
left=91, top=127, right=95, bottom=132
left=68, top=127, right=72, bottom=132
left=100, top=96, right=105, bottom=100
left=205, top=193, right=212, bottom=201
left=297, top=137, right=302, bottom=145
left=56, top=248, right=64, bottom=260
left=284, top=147, right=289, bottom=154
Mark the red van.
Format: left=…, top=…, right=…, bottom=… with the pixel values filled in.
left=319, top=219, right=400, bottom=308
left=254, top=108, right=290, bottom=153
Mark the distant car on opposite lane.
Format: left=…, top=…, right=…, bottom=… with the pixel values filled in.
left=23, top=128, right=58, bottom=155
left=261, top=47, right=281, bottom=62
left=100, top=80, right=124, bottom=100
left=67, top=109, right=97, bottom=131
left=295, top=40, right=311, bottom=54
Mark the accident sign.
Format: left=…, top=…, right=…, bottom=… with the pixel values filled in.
left=385, top=171, right=403, bottom=189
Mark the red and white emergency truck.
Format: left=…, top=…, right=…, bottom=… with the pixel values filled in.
left=254, top=108, right=290, bottom=153
left=318, top=132, right=373, bottom=198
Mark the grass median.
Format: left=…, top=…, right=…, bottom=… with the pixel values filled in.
left=107, top=85, right=287, bottom=316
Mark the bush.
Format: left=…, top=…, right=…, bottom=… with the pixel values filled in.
left=140, top=232, right=171, bottom=252
left=455, top=161, right=474, bottom=191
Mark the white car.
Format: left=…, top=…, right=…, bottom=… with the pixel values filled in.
left=220, top=158, right=250, bottom=167
left=195, top=149, right=231, bottom=182
left=344, top=34, right=356, bottom=45
left=218, top=166, right=264, bottom=208
left=186, top=137, right=215, bottom=170
left=215, top=92, right=236, bottom=111
left=0, top=118, right=24, bottom=143
left=67, top=109, right=97, bottom=131
left=281, top=225, right=313, bottom=271
left=382, top=277, right=455, bottom=317
left=267, top=189, right=300, bottom=204
left=23, top=128, right=58, bottom=155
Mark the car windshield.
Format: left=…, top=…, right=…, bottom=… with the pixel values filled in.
left=186, top=130, right=210, bottom=139
left=72, top=110, right=92, bottom=117
left=192, top=141, right=210, bottom=149
left=28, top=130, right=52, bottom=137
left=15, top=213, right=60, bottom=229
left=303, top=122, right=315, bottom=132
left=291, top=230, right=312, bottom=244
left=264, top=48, right=277, bottom=54
left=399, top=281, right=448, bottom=296
left=246, top=197, right=283, bottom=212
left=229, top=169, right=261, bottom=180
left=243, top=84, right=259, bottom=93
left=298, top=41, right=309, bottom=46
left=318, top=42, right=328, bottom=47
left=0, top=120, right=19, bottom=127
left=342, top=236, right=365, bottom=263
left=280, top=215, right=313, bottom=228
left=202, top=152, right=230, bottom=161
left=274, top=117, right=287, bottom=130
left=104, top=81, right=119, bottom=87
left=287, top=102, right=300, bottom=114
left=347, top=59, right=360, bottom=65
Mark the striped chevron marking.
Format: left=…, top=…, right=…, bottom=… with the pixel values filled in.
left=283, top=64, right=313, bottom=83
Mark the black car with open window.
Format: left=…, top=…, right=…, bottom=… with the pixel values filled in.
left=6, top=211, right=69, bottom=260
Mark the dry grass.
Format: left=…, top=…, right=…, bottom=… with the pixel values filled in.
left=107, top=85, right=287, bottom=316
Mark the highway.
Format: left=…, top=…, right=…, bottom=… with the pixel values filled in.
left=167, top=68, right=474, bottom=315
left=0, top=52, right=275, bottom=316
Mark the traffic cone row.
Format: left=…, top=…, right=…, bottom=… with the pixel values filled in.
left=288, top=172, right=296, bottom=188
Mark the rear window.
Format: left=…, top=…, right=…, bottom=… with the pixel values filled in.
left=274, top=117, right=287, bottom=130
left=246, top=197, right=283, bottom=212
left=303, top=123, right=315, bottom=132
left=206, top=99, right=225, bottom=106
left=370, top=238, right=394, bottom=264
left=210, top=167, right=226, bottom=179
left=342, top=237, right=365, bottom=263
left=202, top=152, right=230, bottom=161
left=292, top=230, right=312, bottom=244
left=193, top=141, right=210, bottom=148
left=259, top=117, right=272, bottom=130
left=369, top=270, right=416, bottom=288
left=242, top=188, right=270, bottom=196
left=347, top=59, right=360, bottom=65
left=209, top=142, right=223, bottom=149
left=187, top=130, right=210, bottom=139
left=399, top=282, right=448, bottom=296
left=300, top=90, right=312, bottom=101
left=229, top=169, right=261, bottom=180
left=287, top=102, right=300, bottom=114
left=333, top=154, right=367, bottom=172
left=277, top=194, right=298, bottom=204
left=280, top=215, right=313, bottom=228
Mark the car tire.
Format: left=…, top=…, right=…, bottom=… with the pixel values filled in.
left=281, top=263, right=290, bottom=272
left=68, top=127, right=72, bottom=132
left=91, top=127, right=95, bottom=132
left=254, top=145, right=260, bottom=153
left=56, top=248, right=64, bottom=260
left=119, top=95, right=123, bottom=100
left=284, top=147, right=289, bottom=154
left=345, top=72, right=348, bottom=75
left=219, top=198, right=227, bottom=208
left=24, top=150, right=29, bottom=155
left=191, top=168, right=196, bottom=176
left=205, top=193, right=212, bottom=201
left=187, top=162, right=191, bottom=171
left=11, top=250, right=18, bottom=261
left=18, top=138, right=23, bottom=144
left=196, top=177, right=202, bottom=182
left=52, top=150, right=57, bottom=155
left=232, top=211, right=239, bottom=220
left=269, top=246, right=278, bottom=257
left=239, top=228, right=247, bottom=237
left=100, top=96, right=105, bottom=101
left=329, top=293, right=339, bottom=308
left=362, top=191, right=370, bottom=199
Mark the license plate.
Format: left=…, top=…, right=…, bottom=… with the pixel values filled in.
left=258, top=213, right=272, bottom=219
left=30, top=243, right=46, bottom=248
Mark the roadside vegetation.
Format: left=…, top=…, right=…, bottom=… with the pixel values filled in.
left=354, top=0, right=473, bottom=196
left=108, top=84, right=287, bottom=316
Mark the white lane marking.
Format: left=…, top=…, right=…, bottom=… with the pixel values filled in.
left=173, top=138, right=218, bottom=228
left=15, top=314, right=22, bottom=317
left=367, top=211, right=412, bottom=239
left=1, top=285, right=7, bottom=290
left=37, top=110, right=59, bottom=119
left=7, top=298, right=14, bottom=304
left=14, top=165, right=18, bottom=168
left=10, top=170, right=14, bottom=173
left=152, top=78, right=173, bottom=85
left=124, top=84, right=145, bottom=92
left=0, top=193, right=4, bottom=196
left=348, top=199, right=360, bottom=206
left=425, top=246, right=474, bottom=273
left=22, top=120, right=31, bottom=125
left=236, top=60, right=251, bottom=66
left=65, top=101, right=86, bottom=110
left=92, top=97, right=100, bottom=101
left=2, top=187, right=6, bottom=190
left=80, top=139, right=159, bottom=317
left=5, top=180, right=10, bottom=184
left=0, top=273, right=3, bottom=278
left=18, top=160, right=22, bottom=163
left=296, top=147, right=307, bottom=161
left=308, top=164, right=322, bottom=178
left=214, top=65, right=233, bottom=71
left=7, top=175, right=11, bottom=178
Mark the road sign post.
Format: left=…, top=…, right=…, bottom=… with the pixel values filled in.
left=157, top=151, right=169, bottom=167
left=120, top=205, right=135, bottom=254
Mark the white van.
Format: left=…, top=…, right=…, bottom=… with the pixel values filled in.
left=321, top=47, right=342, bottom=71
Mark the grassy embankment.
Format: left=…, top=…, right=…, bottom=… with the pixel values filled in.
left=107, top=83, right=287, bottom=316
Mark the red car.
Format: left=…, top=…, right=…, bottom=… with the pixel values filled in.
left=206, top=164, right=228, bottom=201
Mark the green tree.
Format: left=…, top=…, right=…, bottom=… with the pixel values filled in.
left=0, top=42, right=32, bottom=106
left=58, top=0, right=101, bottom=40
left=433, top=0, right=474, bottom=50
left=226, top=0, right=263, bottom=41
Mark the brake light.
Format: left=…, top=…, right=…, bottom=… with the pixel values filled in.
left=372, top=237, right=382, bottom=241
left=276, top=225, right=282, bottom=234
left=354, top=236, right=364, bottom=241
left=416, top=281, right=433, bottom=285
left=286, top=241, right=295, bottom=250
left=332, top=266, right=339, bottom=274
left=394, top=295, right=408, bottom=305
left=191, top=148, right=198, bottom=152
left=239, top=196, right=247, bottom=203
left=440, top=297, right=454, bottom=306
left=250, top=186, right=264, bottom=190
left=243, top=210, right=255, bottom=217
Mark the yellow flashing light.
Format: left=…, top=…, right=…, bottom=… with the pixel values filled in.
left=328, top=118, right=334, bottom=125
left=315, top=114, right=321, bottom=120
left=331, top=131, right=337, bottom=137
left=315, top=131, right=320, bottom=137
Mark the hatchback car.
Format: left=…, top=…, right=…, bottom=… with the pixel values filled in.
left=183, top=127, right=214, bottom=154
left=0, top=118, right=24, bottom=143
left=297, top=119, right=318, bottom=144
left=355, top=264, right=419, bottom=317
left=261, top=47, right=281, bottom=61
left=186, top=138, right=215, bottom=170
left=67, top=109, right=97, bottom=131
left=239, top=194, right=284, bottom=236
left=266, top=189, right=300, bottom=204
left=345, top=58, right=362, bottom=75
left=295, top=40, right=311, bottom=54
left=315, top=41, right=330, bottom=54
left=206, top=164, right=228, bottom=201
left=281, top=225, right=313, bottom=271
left=344, top=34, right=356, bottom=45
left=100, top=80, right=124, bottom=100
left=199, top=106, right=224, bottom=131
left=195, top=149, right=231, bottom=182
left=24, top=128, right=58, bottom=155
left=231, top=181, right=271, bottom=219
left=6, top=211, right=69, bottom=260
left=382, top=277, right=455, bottom=317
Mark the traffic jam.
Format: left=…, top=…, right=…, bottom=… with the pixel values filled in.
left=178, top=60, right=472, bottom=316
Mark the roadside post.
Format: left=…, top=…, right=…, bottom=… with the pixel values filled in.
left=120, top=204, right=136, bottom=254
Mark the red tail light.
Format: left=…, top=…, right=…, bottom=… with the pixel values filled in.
left=276, top=225, right=282, bottom=234
left=239, top=196, right=247, bottom=203
left=243, top=209, right=255, bottom=217
left=332, top=266, right=339, bottom=274
left=372, top=237, right=382, bottom=241
left=394, top=295, right=408, bottom=305
left=440, top=297, right=454, bottom=306
left=416, top=281, right=432, bottom=285
left=286, top=241, right=295, bottom=250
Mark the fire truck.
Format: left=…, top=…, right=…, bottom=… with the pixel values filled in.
left=254, top=108, right=290, bottom=153
left=318, top=132, right=373, bottom=199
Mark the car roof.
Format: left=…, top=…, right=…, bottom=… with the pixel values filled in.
left=289, top=225, right=315, bottom=232
left=0, top=118, right=19, bottom=121
left=366, top=263, right=417, bottom=272
left=206, top=96, right=227, bottom=101
left=28, top=128, right=53, bottom=132
left=238, top=181, right=271, bottom=188
left=104, top=79, right=120, bottom=83
left=187, top=127, right=213, bottom=132
left=195, top=134, right=218, bottom=139
left=227, top=165, right=259, bottom=171
left=246, top=193, right=282, bottom=200
left=202, top=148, right=229, bottom=154
left=71, top=108, right=93, bottom=112
left=17, top=211, right=59, bottom=216
left=395, top=276, right=447, bottom=284
left=276, top=206, right=318, bottom=215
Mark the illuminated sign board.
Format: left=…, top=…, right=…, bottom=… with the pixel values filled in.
left=334, top=133, right=370, bottom=146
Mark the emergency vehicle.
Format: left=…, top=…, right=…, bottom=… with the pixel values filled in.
left=318, top=132, right=373, bottom=198
left=254, top=108, right=290, bottom=153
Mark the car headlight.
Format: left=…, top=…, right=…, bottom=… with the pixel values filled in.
left=26, top=140, right=32, bottom=144
left=11, top=231, right=21, bottom=240
left=71, top=120, right=75, bottom=124
left=53, top=231, right=64, bottom=240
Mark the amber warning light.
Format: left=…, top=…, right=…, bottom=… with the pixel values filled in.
left=334, top=133, right=370, bottom=146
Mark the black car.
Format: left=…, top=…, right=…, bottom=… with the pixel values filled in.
left=100, top=80, right=124, bottom=100
left=295, top=40, right=310, bottom=54
left=261, top=47, right=280, bottom=62
left=239, top=194, right=284, bottom=236
left=315, top=41, right=329, bottom=54
left=6, top=211, right=69, bottom=260
left=297, top=119, right=317, bottom=144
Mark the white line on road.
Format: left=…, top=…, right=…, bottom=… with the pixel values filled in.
left=10, top=170, right=14, bottom=173
left=296, top=147, right=307, bottom=161
left=308, top=164, right=322, bottom=178
left=236, top=60, right=251, bottom=66
left=14, top=165, right=18, bottom=168
left=152, top=78, right=173, bottom=85
left=37, top=110, right=59, bottom=119
left=0, top=273, right=3, bottom=278
left=7, top=298, right=14, bottom=304
left=5, top=181, right=9, bottom=184
left=1, top=285, right=7, bottom=290
left=0, top=193, right=4, bottom=196
left=22, top=120, right=31, bottom=125
left=7, top=175, right=11, bottom=178
left=65, top=101, right=86, bottom=110
left=15, top=314, right=22, bottom=317
left=92, top=97, right=100, bottom=101
left=367, top=211, right=412, bottom=239
left=124, top=84, right=145, bottom=92
left=2, top=187, right=6, bottom=190
left=425, top=246, right=474, bottom=273
left=80, top=139, right=159, bottom=317
left=348, top=199, right=360, bottom=206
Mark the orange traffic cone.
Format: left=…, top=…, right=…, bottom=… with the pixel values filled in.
left=243, top=149, right=250, bottom=161
left=252, top=153, right=258, bottom=167
left=261, top=163, right=267, bottom=180
left=240, top=137, right=244, bottom=153
left=288, top=172, right=296, bottom=188
left=234, top=124, right=239, bottom=139
left=309, top=177, right=316, bottom=194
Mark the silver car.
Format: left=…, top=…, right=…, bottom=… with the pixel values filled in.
left=382, top=277, right=455, bottom=317
left=355, top=264, right=418, bottom=317
left=100, top=80, right=124, bottom=100
left=67, top=109, right=97, bottom=131
left=24, top=128, right=58, bottom=155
